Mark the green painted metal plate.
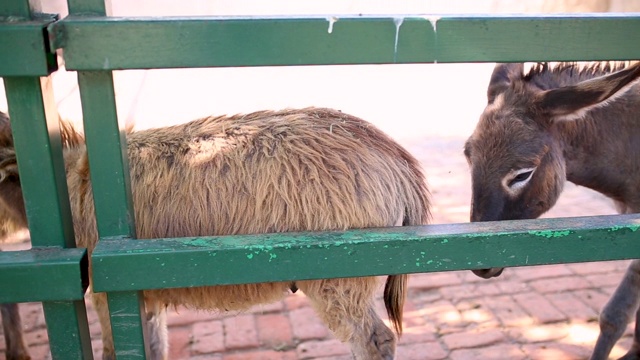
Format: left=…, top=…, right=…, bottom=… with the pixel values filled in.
left=92, top=214, right=640, bottom=292
left=43, top=301, right=94, bottom=360
left=0, top=0, right=31, bottom=17
left=0, top=17, right=57, bottom=76
left=50, top=14, right=640, bottom=71
left=4, top=77, right=76, bottom=248
left=0, top=247, right=88, bottom=303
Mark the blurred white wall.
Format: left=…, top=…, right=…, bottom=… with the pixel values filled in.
left=3, top=0, right=639, bottom=141
left=41, top=0, right=640, bottom=17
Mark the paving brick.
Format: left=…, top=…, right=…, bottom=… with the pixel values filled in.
left=586, top=272, right=627, bottom=288
left=189, top=355, right=222, bottom=360
left=409, top=272, right=462, bottom=290
left=421, top=300, right=465, bottom=331
left=409, top=288, right=442, bottom=304
left=477, top=280, right=529, bottom=297
left=296, top=339, right=350, bottom=359
left=222, top=349, right=297, bottom=360
left=24, top=328, right=49, bottom=346
left=91, top=339, right=103, bottom=359
left=442, top=328, right=506, bottom=350
left=313, top=355, right=353, bottom=360
left=191, top=320, right=224, bottom=354
left=567, top=260, right=630, bottom=275
left=256, top=313, right=294, bottom=349
left=399, top=324, right=438, bottom=344
left=508, top=323, right=570, bottom=343
left=573, top=289, right=613, bottom=312
left=168, top=327, right=193, bottom=360
left=289, top=306, right=330, bottom=340
left=26, top=344, right=51, bottom=360
left=513, top=292, right=566, bottom=324
left=402, top=300, right=430, bottom=328
left=449, top=343, right=527, bottom=360
left=511, top=264, right=573, bottom=281
left=528, top=276, right=592, bottom=293
left=396, top=341, right=449, bottom=360
left=456, top=300, right=501, bottom=327
left=546, top=292, right=598, bottom=321
left=521, top=341, right=591, bottom=360
left=439, top=283, right=483, bottom=301
left=223, top=314, right=259, bottom=350
left=478, top=295, right=533, bottom=328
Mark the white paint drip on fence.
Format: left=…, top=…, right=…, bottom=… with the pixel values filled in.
left=393, top=17, right=404, bottom=62
left=326, top=16, right=338, bottom=34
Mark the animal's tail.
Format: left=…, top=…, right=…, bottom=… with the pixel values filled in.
left=384, top=274, right=408, bottom=334
left=383, top=147, right=431, bottom=336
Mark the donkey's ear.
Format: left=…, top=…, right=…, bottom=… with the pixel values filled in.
left=537, top=62, right=640, bottom=120
left=487, top=63, right=524, bottom=103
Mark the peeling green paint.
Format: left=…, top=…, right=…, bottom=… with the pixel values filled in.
left=180, top=238, right=214, bottom=247
left=528, top=230, right=571, bottom=238
left=609, top=225, right=640, bottom=232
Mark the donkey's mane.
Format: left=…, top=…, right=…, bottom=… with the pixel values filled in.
left=523, top=61, right=637, bottom=88
left=59, top=120, right=85, bottom=149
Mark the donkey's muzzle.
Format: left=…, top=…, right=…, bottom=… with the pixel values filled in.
left=472, top=267, right=504, bottom=279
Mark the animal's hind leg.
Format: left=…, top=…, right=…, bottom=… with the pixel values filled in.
left=590, top=260, right=640, bottom=360
left=297, top=277, right=396, bottom=360
left=1, top=303, right=30, bottom=360
left=91, top=291, right=116, bottom=360
left=145, top=301, right=168, bottom=360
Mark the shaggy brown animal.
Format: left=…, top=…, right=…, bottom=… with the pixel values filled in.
left=0, top=108, right=431, bottom=359
left=464, top=62, right=640, bottom=360
left=0, top=111, right=30, bottom=360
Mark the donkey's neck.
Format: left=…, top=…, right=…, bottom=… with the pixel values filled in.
left=557, top=96, right=640, bottom=210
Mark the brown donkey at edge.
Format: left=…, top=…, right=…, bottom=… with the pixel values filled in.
left=0, top=110, right=30, bottom=360
left=464, top=61, right=640, bottom=359
left=0, top=107, right=430, bottom=360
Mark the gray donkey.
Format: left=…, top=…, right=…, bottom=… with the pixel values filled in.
left=464, top=61, right=640, bottom=359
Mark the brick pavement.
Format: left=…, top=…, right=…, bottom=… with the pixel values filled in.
left=0, top=135, right=632, bottom=360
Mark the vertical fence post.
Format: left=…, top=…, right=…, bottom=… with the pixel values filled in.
left=66, top=0, right=151, bottom=358
left=1, top=0, right=93, bottom=358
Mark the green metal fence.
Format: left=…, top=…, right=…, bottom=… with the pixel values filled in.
left=1, top=0, right=640, bottom=358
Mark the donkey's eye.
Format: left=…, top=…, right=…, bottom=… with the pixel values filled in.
left=507, top=169, right=534, bottom=188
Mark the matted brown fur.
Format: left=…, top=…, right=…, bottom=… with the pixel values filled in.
left=0, top=108, right=430, bottom=359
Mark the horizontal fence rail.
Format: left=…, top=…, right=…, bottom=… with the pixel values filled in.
left=49, top=14, right=640, bottom=71
left=0, top=248, right=88, bottom=303
left=92, top=214, right=640, bottom=292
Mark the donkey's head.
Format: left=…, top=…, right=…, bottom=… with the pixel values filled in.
left=0, top=112, right=27, bottom=232
left=465, top=62, right=640, bottom=279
